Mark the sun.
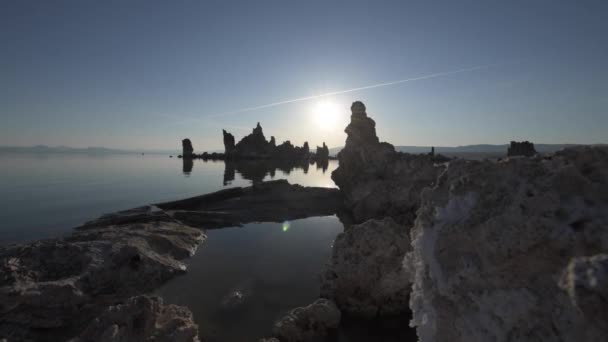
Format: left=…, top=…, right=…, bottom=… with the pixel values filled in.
left=313, top=100, right=341, bottom=130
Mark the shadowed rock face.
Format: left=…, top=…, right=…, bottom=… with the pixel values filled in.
left=332, top=101, right=441, bottom=224
left=71, top=295, right=199, bottom=342
left=270, top=299, right=341, bottom=342
left=405, top=146, right=608, bottom=342
left=321, top=217, right=411, bottom=318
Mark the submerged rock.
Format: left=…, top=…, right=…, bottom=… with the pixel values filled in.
left=332, top=101, right=441, bottom=224
left=405, top=146, right=608, bottom=342
left=72, top=295, right=199, bottom=342
left=321, top=217, right=411, bottom=318
left=272, top=299, right=341, bottom=342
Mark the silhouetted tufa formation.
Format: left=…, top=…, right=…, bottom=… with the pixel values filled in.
left=331, top=101, right=441, bottom=224
left=182, top=138, right=193, bottom=158
left=223, top=129, right=236, bottom=154
left=316, top=142, right=329, bottom=160
left=223, top=122, right=313, bottom=160
left=508, top=140, right=536, bottom=157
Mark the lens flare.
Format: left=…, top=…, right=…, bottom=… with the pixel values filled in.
left=282, top=221, right=290, bottom=232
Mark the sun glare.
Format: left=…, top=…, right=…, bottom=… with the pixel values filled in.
left=313, top=100, right=341, bottom=130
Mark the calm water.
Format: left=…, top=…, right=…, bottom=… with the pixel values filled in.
left=0, top=153, right=337, bottom=244
left=0, top=153, right=342, bottom=341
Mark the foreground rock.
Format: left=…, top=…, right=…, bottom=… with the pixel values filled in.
left=0, top=214, right=204, bottom=341
left=157, top=179, right=343, bottom=229
left=321, top=217, right=411, bottom=318
left=560, top=254, right=608, bottom=334
left=406, top=146, right=608, bottom=342
left=271, top=299, right=341, bottom=342
left=331, top=101, right=441, bottom=225
left=72, top=295, right=199, bottom=342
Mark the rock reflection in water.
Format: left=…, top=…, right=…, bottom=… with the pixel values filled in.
left=220, top=159, right=327, bottom=185
left=182, top=158, right=193, bottom=175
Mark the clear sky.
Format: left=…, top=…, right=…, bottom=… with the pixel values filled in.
left=1, top=0, right=607, bottom=150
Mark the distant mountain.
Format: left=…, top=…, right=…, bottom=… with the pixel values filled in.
left=0, top=145, right=179, bottom=155
left=329, top=143, right=601, bottom=158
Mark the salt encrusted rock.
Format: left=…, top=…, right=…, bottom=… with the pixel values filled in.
left=272, top=299, right=341, bottom=342
left=332, top=101, right=441, bottom=224
left=321, top=217, right=412, bottom=318
left=72, top=295, right=200, bottom=342
left=560, top=254, right=608, bottom=333
left=0, top=208, right=205, bottom=341
left=405, top=146, right=608, bottom=342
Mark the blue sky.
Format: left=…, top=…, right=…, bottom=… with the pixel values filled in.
left=1, top=0, right=607, bottom=150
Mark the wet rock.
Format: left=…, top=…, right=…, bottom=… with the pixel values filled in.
left=182, top=139, right=194, bottom=159
left=272, top=299, right=341, bottom=342
left=72, top=295, right=199, bottom=342
left=405, top=146, right=608, bottom=342
left=158, top=180, right=343, bottom=229
left=332, top=101, right=441, bottom=224
left=507, top=140, right=536, bottom=157
left=0, top=208, right=205, bottom=341
left=321, top=217, right=411, bottom=318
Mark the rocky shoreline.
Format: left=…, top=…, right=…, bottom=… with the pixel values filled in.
left=2, top=101, right=607, bottom=342
left=0, top=181, right=343, bottom=341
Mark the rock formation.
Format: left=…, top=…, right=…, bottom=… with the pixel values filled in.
left=222, top=159, right=310, bottom=185
left=223, top=129, right=235, bottom=155
left=316, top=142, right=330, bottom=160
left=560, top=254, right=608, bottom=334
left=405, top=146, right=608, bottom=342
left=507, top=140, right=536, bottom=157
left=271, top=299, right=341, bottom=342
left=72, top=295, right=199, bottom=342
left=182, top=138, right=194, bottom=159
left=222, top=123, right=312, bottom=160
left=331, top=101, right=441, bottom=224
left=321, top=217, right=412, bottom=318
left=0, top=206, right=205, bottom=341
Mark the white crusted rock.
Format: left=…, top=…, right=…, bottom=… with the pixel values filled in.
left=406, top=146, right=608, bottom=342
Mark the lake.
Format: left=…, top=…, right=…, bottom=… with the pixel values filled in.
left=0, top=153, right=342, bottom=341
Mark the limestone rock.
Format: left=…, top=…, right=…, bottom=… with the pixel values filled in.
left=406, top=146, right=608, bottom=342
left=272, top=299, right=341, bottom=342
left=507, top=140, right=536, bottom=157
left=315, top=142, right=329, bottom=160
left=321, top=217, right=411, bottom=318
left=332, top=101, right=441, bottom=224
left=72, top=295, right=200, bottom=342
